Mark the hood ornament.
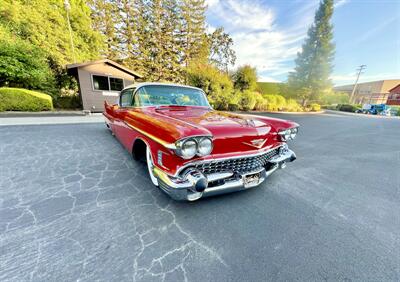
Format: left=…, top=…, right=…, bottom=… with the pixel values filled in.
left=242, top=138, right=268, bottom=149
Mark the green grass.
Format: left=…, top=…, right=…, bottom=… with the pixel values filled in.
left=0, top=87, right=53, bottom=111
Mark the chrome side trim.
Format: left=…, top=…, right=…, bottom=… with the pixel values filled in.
left=124, top=121, right=176, bottom=149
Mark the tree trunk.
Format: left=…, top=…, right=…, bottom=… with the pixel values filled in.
left=302, top=98, right=308, bottom=107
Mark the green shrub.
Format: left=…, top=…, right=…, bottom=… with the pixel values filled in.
left=262, top=94, right=287, bottom=111
left=0, top=87, right=53, bottom=111
left=239, top=90, right=257, bottom=111
left=284, top=99, right=303, bottom=112
left=228, top=103, right=239, bottom=111
left=309, top=103, right=321, bottom=111
left=337, top=104, right=359, bottom=112
left=254, top=93, right=268, bottom=111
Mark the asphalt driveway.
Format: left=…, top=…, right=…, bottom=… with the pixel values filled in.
left=0, top=112, right=399, bottom=281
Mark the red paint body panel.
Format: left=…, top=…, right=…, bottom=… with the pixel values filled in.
left=104, top=103, right=298, bottom=176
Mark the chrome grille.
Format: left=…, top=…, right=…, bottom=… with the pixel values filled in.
left=190, top=148, right=280, bottom=175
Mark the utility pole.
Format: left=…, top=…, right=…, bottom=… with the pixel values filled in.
left=349, top=65, right=366, bottom=103
left=64, top=0, right=76, bottom=63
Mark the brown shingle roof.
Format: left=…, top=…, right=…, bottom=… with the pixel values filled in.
left=66, top=59, right=143, bottom=78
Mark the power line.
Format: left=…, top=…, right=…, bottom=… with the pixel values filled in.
left=349, top=65, right=366, bottom=103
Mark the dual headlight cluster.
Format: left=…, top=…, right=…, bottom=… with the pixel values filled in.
left=278, top=127, right=298, bottom=141
left=175, top=137, right=213, bottom=159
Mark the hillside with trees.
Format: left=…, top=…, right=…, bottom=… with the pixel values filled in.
left=0, top=0, right=339, bottom=112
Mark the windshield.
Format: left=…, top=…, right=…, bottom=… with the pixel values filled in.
left=134, top=85, right=210, bottom=107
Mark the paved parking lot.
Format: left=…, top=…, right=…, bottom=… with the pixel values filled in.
left=0, top=112, right=399, bottom=281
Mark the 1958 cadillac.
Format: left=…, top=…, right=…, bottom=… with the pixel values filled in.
left=104, top=83, right=298, bottom=201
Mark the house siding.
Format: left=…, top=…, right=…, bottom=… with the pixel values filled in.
left=77, top=63, right=136, bottom=111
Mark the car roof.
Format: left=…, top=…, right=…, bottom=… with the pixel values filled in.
left=123, top=82, right=203, bottom=92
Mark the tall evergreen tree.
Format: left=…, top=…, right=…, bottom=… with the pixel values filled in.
left=288, top=0, right=335, bottom=106
left=145, top=0, right=183, bottom=82
left=180, top=0, right=209, bottom=68
left=88, top=0, right=120, bottom=61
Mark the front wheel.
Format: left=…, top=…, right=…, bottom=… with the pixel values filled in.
left=146, top=146, right=159, bottom=186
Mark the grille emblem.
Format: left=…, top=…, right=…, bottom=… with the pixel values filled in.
left=242, top=138, right=267, bottom=149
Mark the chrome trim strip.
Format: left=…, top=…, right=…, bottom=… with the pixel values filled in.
left=206, top=171, right=234, bottom=182
left=124, top=121, right=176, bottom=149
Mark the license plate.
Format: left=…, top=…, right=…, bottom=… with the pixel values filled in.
left=243, top=172, right=261, bottom=187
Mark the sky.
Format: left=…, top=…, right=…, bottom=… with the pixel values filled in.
left=205, top=0, right=400, bottom=86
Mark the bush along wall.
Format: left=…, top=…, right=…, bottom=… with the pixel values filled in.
left=0, top=87, right=53, bottom=111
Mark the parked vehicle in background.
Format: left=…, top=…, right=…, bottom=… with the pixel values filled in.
left=356, top=104, right=392, bottom=116
left=103, top=83, right=299, bottom=201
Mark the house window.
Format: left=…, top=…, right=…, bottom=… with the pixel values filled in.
left=110, top=77, right=124, bottom=91
left=92, top=75, right=124, bottom=91
left=93, top=75, right=109, bottom=91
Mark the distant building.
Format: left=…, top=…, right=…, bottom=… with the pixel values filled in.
left=386, top=84, right=400, bottom=106
left=67, top=59, right=143, bottom=112
left=334, top=79, right=400, bottom=104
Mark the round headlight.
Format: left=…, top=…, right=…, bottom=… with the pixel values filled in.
left=279, top=129, right=291, bottom=141
left=197, top=137, right=213, bottom=156
left=180, top=139, right=197, bottom=159
left=290, top=127, right=298, bottom=139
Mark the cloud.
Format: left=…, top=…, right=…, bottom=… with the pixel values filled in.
left=206, top=0, right=317, bottom=81
left=334, top=0, right=348, bottom=8
left=209, top=0, right=275, bottom=31
left=258, top=76, right=281, bottom=83
left=206, top=0, right=219, bottom=8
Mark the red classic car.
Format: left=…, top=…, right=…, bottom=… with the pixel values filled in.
left=103, top=83, right=298, bottom=201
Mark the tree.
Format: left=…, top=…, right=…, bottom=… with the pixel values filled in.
left=0, top=38, right=55, bottom=91
left=0, top=0, right=104, bottom=66
left=287, top=0, right=335, bottom=106
left=232, top=65, right=258, bottom=92
left=146, top=0, right=183, bottom=82
left=208, top=27, right=236, bottom=72
left=186, top=62, right=234, bottom=110
left=88, top=0, right=119, bottom=61
left=180, top=0, right=209, bottom=68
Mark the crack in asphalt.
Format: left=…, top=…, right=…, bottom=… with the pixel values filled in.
left=0, top=125, right=226, bottom=282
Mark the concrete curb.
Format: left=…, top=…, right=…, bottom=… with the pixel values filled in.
left=324, top=110, right=400, bottom=119
left=259, top=110, right=325, bottom=115
left=0, top=115, right=105, bottom=126
left=0, top=111, right=87, bottom=118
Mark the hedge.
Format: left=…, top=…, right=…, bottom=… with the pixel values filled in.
left=336, top=104, right=360, bottom=112
left=0, top=87, right=53, bottom=111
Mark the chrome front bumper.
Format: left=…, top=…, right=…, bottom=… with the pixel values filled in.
left=153, top=146, right=296, bottom=201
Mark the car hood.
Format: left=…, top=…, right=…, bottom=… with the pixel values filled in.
left=156, top=106, right=272, bottom=133
left=152, top=106, right=278, bottom=153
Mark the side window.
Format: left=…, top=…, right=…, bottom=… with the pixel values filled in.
left=119, top=89, right=134, bottom=107
left=133, top=89, right=142, bottom=107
